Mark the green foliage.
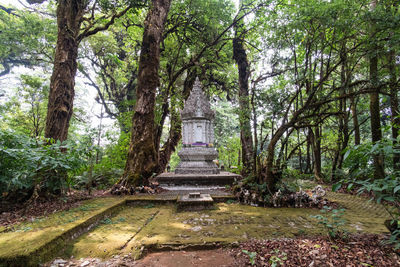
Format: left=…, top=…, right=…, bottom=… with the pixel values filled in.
left=1, top=74, right=49, bottom=137
left=97, top=130, right=130, bottom=170
left=333, top=138, right=400, bottom=248
left=0, top=130, right=89, bottom=200
left=0, top=5, right=56, bottom=75
left=282, top=168, right=313, bottom=182
left=74, top=168, right=123, bottom=190
left=311, top=206, right=347, bottom=240
left=268, top=249, right=287, bottom=267
left=242, top=249, right=257, bottom=266
left=335, top=139, right=400, bottom=215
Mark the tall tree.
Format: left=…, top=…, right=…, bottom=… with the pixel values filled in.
left=368, top=0, right=385, bottom=179
left=233, top=17, right=254, bottom=176
left=41, top=0, right=133, bottom=143
left=117, top=0, right=171, bottom=188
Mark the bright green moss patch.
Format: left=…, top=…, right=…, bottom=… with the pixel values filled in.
left=0, top=197, right=125, bottom=265
left=64, top=205, right=160, bottom=259
left=125, top=203, right=322, bottom=252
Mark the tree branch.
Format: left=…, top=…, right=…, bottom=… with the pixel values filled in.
left=78, top=5, right=132, bottom=41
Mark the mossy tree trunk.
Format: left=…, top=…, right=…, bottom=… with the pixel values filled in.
left=44, top=0, right=86, bottom=143
left=118, top=0, right=171, bottom=187
left=39, top=0, right=132, bottom=197
left=233, top=24, right=254, bottom=177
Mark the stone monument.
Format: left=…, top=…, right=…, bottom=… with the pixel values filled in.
left=175, top=78, right=219, bottom=174
left=154, top=78, right=241, bottom=186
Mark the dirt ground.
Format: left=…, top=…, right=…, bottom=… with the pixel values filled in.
left=46, top=249, right=237, bottom=267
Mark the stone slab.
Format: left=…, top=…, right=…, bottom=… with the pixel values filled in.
left=177, top=193, right=214, bottom=211
left=154, top=171, right=241, bottom=186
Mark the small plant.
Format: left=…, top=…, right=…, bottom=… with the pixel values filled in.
left=242, top=249, right=257, bottom=265
left=226, top=199, right=235, bottom=204
left=269, top=249, right=287, bottom=267
left=100, top=218, right=113, bottom=225
left=311, top=206, right=347, bottom=240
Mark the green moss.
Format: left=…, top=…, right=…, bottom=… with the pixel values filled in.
left=64, top=205, right=160, bottom=259
left=0, top=197, right=126, bottom=266
left=326, top=192, right=389, bottom=234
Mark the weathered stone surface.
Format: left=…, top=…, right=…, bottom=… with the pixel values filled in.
left=156, top=172, right=241, bottom=186
left=177, top=193, right=214, bottom=211
left=175, top=78, right=219, bottom=175
left=181, top=78, right=214, bottom=121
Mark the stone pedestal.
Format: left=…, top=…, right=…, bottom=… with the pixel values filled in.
left=155, top=171, right=241, bottom=186
left=175, top=147, right=219, bottom=174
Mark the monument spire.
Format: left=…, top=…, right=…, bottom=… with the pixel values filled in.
left=181, top=78, right=214, bottom=121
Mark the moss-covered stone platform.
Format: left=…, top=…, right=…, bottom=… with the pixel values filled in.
left=0, top=191, right=391, bottom=266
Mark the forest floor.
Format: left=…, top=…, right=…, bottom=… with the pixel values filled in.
left=1, top=187, right=399, bottom=266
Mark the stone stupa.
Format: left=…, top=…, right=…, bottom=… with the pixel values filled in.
left=175, top=78, right=219, bottom=174
left=155, top=78, right=241, bottom=186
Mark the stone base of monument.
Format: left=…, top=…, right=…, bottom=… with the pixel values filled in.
left=154, top=171, right=241, bottom=186
left=175, top=147, right=220, bottom=174
left=177, top=192, right=214, bottom=211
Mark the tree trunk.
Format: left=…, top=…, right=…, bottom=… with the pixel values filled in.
left=158, top=105, right=181, bottom=173
left=118, top=0, right=171, bottom=187
left=264, top=126, right=288, bottom=193
left=44, top=1, right=85, bottom=142
left=332, top=45, right=350, bottom=181
left=233, top=26, right=254, bottom=177
left=388, top=49, right=400, bottom=171
left=369, top=0, right=385, bottom=179
left=310, top=126, right=322, bottom=181
left=305, top=129, right=312, bottom=173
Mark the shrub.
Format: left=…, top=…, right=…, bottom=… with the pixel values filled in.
left=0, top=130, right=87, bottom=201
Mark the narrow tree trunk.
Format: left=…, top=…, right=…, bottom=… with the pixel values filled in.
left=233, top=27, right=254, bottom=176
left=388, top=49, right=400, bottom=170
left=297, top=130, right=303, bottom=172
left=158, top=106, right=181, bottom=173
left=349, top=89, right=360, bottom=145
left=305, top=129, right=312, bottom=173
left=310, top=126, right=322, bottom=181
left=118, top=0, right=171, bottom=187
left=45, top=1, right=85, bottom=142
left=332, top=45, right=350, bottom=181
left=369, top=0, right=385, bottom=179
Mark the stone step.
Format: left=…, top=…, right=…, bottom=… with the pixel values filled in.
left=177, top=193, right=214, bottom=211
